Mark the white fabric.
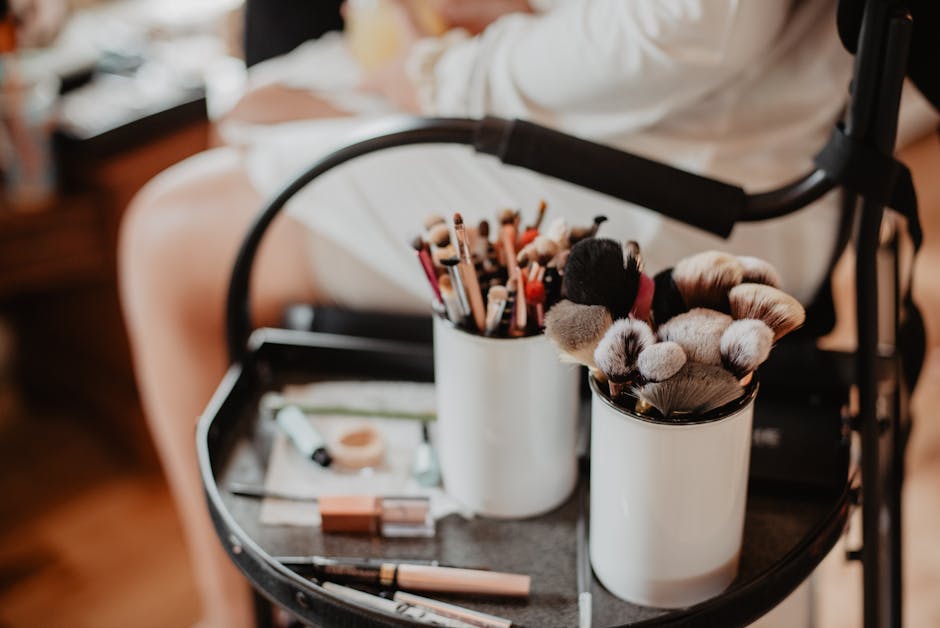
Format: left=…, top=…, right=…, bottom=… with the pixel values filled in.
left=234, top=0, right=861, bottom=312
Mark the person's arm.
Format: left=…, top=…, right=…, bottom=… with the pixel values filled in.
left=417, top=0, right=792, bottom=136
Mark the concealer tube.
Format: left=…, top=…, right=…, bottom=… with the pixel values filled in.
left=309, top=557, right=531, bottom=597
left=274, top=405, right=332, bottom=467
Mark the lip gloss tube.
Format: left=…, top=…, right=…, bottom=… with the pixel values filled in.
left=318, top=495, right=434, bottom=538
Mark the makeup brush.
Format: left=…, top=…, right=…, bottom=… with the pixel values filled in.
left=438, top=275, right=464, bottom=324
left=423, top=213, right=446, bottom=231
left=510, top=266, right=528, bottom=336
left=728, top=283, right=806, bottom=341
left=454, top=213, right=487, bottom=332
left=410, top=235, right=443, bottom=305
left=656, top=308, right=733, bottom=366
left=636, top=341, right=687, bottom=383
left=672, top=251, right=744, bottom=312
left=518, top=200, right=548, bottom=248
left=563, top=238, right=638, bottom=319
left=517, top=236, right=560, bottom=266
left=651, top=268, right=687, bottom=326
left=544, top=300, right=613, bottom=376
left=545, top=217, right=570, bottom=249
left=720, top=319, right=774, bottom=379
left=737, top=256, right=782, bottom=288
left=593, top=318, right=655, bottom=397
left=440, top=257, right=471, bottom=319
left=635, top=362, right=743, bottom=419
left=428, top=223, right=451, bottom=250
left=569, top=215, right=608, bottom=245
left=530, top=199, right=548, bottom=231
left=484, top=285, right=509, bottom=336
left=500, top=274, right=518, bottom=335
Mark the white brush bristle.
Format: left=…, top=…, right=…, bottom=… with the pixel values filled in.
left=637, top=341, right=687, bottom=382
left=672, top=251, right=744, bottom=310
left=720, top=319, right=773, bottom=378
left=635, top=363, right=743, bottom=418
left=656, top=308, right=732, bottom=366
left=545, top=301, right=613, bottom=367
left=728, top=283, right=805, bottom=340
left=593, top=318, right=655, bottom=382
left=428, top=223, right=451, bottom=247
left=737, top=256, right=781, bottom=288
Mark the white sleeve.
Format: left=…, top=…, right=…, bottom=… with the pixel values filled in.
left=422, top=0, right=792, bottom=138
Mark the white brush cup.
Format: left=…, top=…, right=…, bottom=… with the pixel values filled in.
left=589, top=377, right=758, bottom=608
left=433, top=316, right=580, bottom=518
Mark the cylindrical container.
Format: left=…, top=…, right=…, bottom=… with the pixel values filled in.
left=433, top=316, right=580, bottom=518
left=589, top=377, right=758, bottom=608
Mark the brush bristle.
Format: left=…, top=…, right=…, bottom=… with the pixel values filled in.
left=672, top=251, right=744, bottom=312
left=498, top=209, right=516, bottom=225
left=545, top=218, right=569, bottom=247
left=487, top=285, right=508, bottom=302
left=409, top=235, right=425, bottom=251
left=544, top=300, right=613, bottom=369
left=737, top=256, right=781, bottom=288
left=635, top=363, right=743, bottom=418
left=657, top=308, right=732, bottom=366
left=428, top=224, right=451, bottom=247
left=651, top=268, right=687, bottom=326
left=720, top=319, right=774, bottom=378
left=728, top=283, right=805, bottom=340
left=637, top=341, right=687, bottom=383
left=453, top=212, right=464, bottom=226
left=423, top=213, right=446, bottom=231
left=593, top=318, right=655, bottom=382
left=563, top=238, right=639, bottom=319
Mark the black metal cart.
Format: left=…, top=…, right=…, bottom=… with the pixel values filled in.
left=198, top=1, right=928, bottom=625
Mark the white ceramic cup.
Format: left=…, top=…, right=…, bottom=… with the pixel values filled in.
left=589, top=377, right=758, bottom=608
left=432, top=316, right=580, bottom=518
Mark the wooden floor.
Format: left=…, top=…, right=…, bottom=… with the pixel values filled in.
left=0, top=412, right=200, bottom=628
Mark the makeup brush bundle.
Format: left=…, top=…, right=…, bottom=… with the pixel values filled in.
left=545, top=241, right=806, bottom=420
left=410, top=202, right=608, bottom=337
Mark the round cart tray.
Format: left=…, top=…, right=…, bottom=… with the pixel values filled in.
left=198, top=327, right=853, bottom=628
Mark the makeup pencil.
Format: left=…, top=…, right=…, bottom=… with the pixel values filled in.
left=454, top=213, right=487, bottom=332
left=411, top=235, right=443, bottom=305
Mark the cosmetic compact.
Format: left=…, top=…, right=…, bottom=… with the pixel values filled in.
left=318, top=495, right=434, bottom=538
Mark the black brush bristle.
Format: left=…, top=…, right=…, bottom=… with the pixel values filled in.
left=563, top=238, right=639, bottom=319
left=651, top=268, right=687, bottom=327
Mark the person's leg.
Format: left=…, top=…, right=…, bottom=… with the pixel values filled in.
left=119, top=147, right=319, bottom=628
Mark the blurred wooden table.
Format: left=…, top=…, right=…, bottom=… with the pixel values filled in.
left=0, top=92, right=209, bottom=466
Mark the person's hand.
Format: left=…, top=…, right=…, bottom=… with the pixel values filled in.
left=8, top=0, right=67, bottom=48
left=426, top=0, right=531, bottom=34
